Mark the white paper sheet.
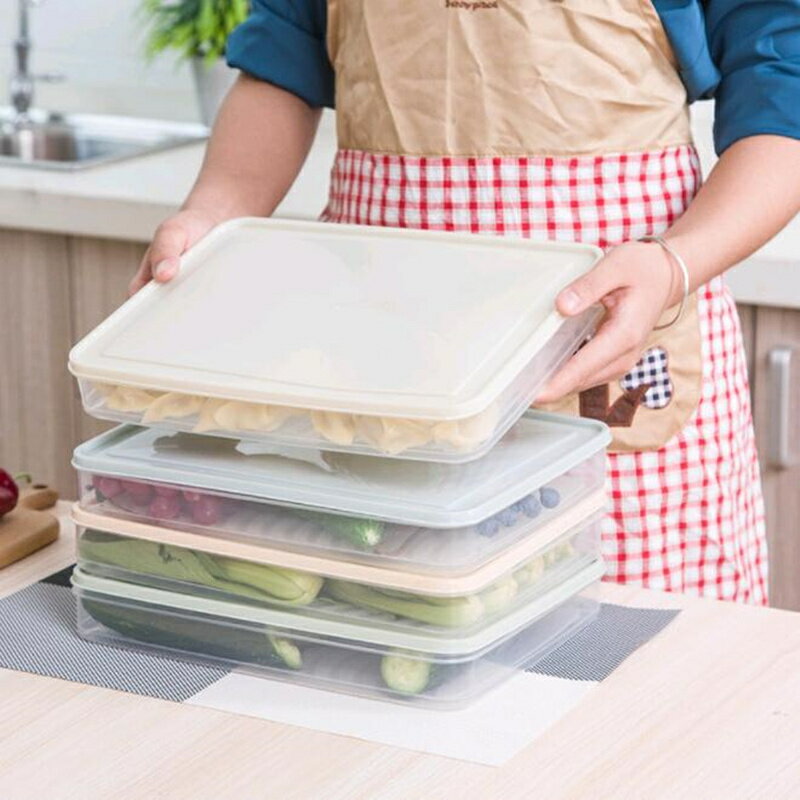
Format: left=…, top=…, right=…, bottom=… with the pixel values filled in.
left=188, top=670, right=596, bottom=765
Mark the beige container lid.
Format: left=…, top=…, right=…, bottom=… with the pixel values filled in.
left=68, top=218, right=602, bottom=421
left=71, top=488, right=605, bottom=596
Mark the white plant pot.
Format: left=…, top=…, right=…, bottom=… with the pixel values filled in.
left=191, top=58, right=238, bottom=127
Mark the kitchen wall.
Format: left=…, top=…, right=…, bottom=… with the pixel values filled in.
left=0, top=0, right=199, bottom=120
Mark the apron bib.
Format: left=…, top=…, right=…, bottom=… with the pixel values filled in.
left=324, top=0, right=701, bottom=452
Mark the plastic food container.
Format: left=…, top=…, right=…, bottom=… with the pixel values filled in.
left=74, top=507, right=602, bottom=636
left=72, top=412, right=610, bottom=575
left=72, top=564, right=601, bottom=708
left=69, top=219, right=602, bottom=462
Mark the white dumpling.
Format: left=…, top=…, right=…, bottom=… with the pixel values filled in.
left=141, top=392, right=204, bottom=423
left=212, top=400, right=268, bottom=432
left=258, top=405, right=302, bottom=432
left=311, top=411, right=356, bottom=445
left=355, top=415, right=434, bottom=454
left=193, top=398, right=228, bottom=432
left=105, top=385, right=158, bottom=413
left=433, top=404, right=499, bottom=449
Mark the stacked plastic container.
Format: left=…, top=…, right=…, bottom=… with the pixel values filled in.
left=68, top=219, right=610, bottom=708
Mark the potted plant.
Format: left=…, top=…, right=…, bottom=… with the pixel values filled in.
left=140, top=0, right=249, bottom=126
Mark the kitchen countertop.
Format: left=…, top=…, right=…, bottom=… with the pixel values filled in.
left=1, top=508, right=799, bottom=799
left=1, top=106, right=798, bottom=310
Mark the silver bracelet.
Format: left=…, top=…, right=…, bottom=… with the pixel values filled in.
left=639, top=234, right=690, bottom=331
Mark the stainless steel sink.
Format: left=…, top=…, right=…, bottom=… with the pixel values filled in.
left=0, top=110, right=208, bottom=170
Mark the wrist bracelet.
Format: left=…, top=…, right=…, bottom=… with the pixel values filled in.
left=639, top=234, right=690, bottom=331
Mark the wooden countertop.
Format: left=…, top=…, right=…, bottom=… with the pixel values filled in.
left=0, top=505, right=799, bottom=799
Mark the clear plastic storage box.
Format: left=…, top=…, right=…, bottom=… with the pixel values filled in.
left=74, top=508, right=602, bottom=638
left=73, top=564, right=601, bottom=708
left=68, top=219, right=602, bottom=463
left=72, top=413, right=610, bottom=576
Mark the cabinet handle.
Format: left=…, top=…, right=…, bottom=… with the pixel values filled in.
left=768, top=346, right=798, bottom=469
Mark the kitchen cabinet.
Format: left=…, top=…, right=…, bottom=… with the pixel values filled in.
left=739, top=304, right=800, bottom=611
left=0, top=228, right=143, bottom=496
left=0, top=229, right=74, bottom=497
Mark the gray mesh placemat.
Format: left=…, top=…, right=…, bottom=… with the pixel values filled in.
left=0, top=567, right=679, bottom=702
left=0, top=577, right=227, bottom=702
left=528, top=603, right=679, bottom=681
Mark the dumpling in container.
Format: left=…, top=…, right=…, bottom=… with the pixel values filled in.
left=142, top=392, right=204, bottom=423
left=355, top=415, right=434, bottom=454
left=258, top=405, right=302, bottom=433
left=212, top=400, right=268, bottom=432
left=105, top=385, right=158, bottom=413
left=311, top=411, right=356, bottom=445
left=90, top=382, right=115, bottom=399
left=193, top=398, right=228, bottom=433
left=433, top=404, right=499, bottom=450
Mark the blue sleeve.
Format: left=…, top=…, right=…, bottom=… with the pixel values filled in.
left=705, top=1, right=800, bottom=153
left=225, top=0, right=334, bottom=109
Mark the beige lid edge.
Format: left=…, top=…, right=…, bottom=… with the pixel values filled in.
left=71, top=489, right=606, bottom=596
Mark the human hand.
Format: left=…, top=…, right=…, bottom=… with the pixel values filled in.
left=128, top=208, right=221, bottom=295
left=537, top=240, right=681, bottom=403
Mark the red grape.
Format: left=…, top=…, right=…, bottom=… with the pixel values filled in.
left=188, top=495, right=223, bottom=526
left=149, top=494, right=183, bottom=520
left=154, top=485, right=180, bottom=499
left=120, top=480, right=154, bottom=504
left=94, top=476, right=123, bottom=499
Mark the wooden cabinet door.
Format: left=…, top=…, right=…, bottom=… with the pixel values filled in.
left=0, top=229, right=75, bottom=495
left=751, top=306, right=800, bottom=610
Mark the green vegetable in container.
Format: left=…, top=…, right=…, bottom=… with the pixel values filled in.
left=479, top=576, right=519, bottom=616
left=512, top=555, right=546, bottom=588
left=79, top=531, right=323, bottom=607
left=82, top=598, right=303, bottom=670
left=327, top=580, right=484, bottom=628
left=201, top=555, right=323, bottom=605
left=380, top=653, right=437, bottom=695
left=293, top=509, right=384, bottom=550
left=267, top=635, right=303, bottom=669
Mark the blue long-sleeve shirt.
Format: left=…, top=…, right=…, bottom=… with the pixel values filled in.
left=226, top=0, right=800, bottom=155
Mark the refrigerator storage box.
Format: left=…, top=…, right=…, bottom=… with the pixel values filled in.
left=72, top=412, right=610, bottom=576
left=68, top=219, right=602, bottom=462
left=72, top=563, right=601, bottom=708
left=73, top=507, right=603, bottom=636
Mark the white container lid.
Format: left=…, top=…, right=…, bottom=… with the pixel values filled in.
left=71, top=560, right=603, bottom=658
left=68, top=218, right=602, bottom=421
left=72, top=412, right=609, bottom=529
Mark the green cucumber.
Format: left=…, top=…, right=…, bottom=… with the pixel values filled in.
left=380, top=653, right=435, bottom=695
left=82, top=598, right=300, bottom=671
left=267, top=635, right=303, bottom=669
left=294, top=509, right=384, bottom=550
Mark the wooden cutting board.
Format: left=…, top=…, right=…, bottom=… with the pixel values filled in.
left=0, top=484, right=59, bottom=569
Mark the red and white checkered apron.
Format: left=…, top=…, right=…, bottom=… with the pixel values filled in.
left=323, top=144, right=768, bottom=605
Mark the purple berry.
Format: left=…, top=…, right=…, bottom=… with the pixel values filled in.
left=539, top=487, right=561, bottom=509
left=477, top=517, right=502, bottom=537
left=517, top=494, right=542, bottom=518
left=497, top=508, right=518, bottom=527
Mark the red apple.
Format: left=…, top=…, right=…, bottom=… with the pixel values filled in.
left=0, top=470, right=19, bottom=518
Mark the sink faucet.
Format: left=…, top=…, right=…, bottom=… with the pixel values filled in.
left=9, top=0, right=63, bottom=121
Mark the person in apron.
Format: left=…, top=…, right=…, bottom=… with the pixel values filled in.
left=130, top=1, right=800, bottom=605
